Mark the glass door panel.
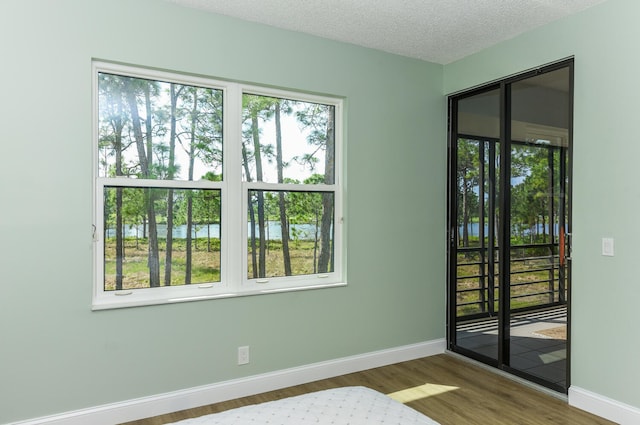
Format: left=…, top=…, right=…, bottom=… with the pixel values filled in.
left=508, top=68, right=570, bottom=391
left=453, top=88, right=500, bottom=362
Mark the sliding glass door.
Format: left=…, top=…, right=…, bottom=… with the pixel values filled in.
left=451, top=87, right=501, bottom=362
left=447, top=60, right=572, bottom=393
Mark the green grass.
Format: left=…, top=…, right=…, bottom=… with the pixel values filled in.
left=247, top=239, right=325, bottom=277
left=104, top=237, right=326, bottom=290
left=104, top=237, right=220, bottom=290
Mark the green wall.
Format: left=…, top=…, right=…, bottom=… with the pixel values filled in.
left=445, top=0, right=640, bottom=410
left=8, top=0, right=638, bottom=422
left=0, top=0, right=445, bottom=422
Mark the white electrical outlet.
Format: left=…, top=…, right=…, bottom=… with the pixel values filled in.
left=238, top=346, right=250, bottom=365
left=602, top=237, right=614, bottom=257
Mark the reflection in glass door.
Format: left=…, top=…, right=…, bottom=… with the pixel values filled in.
left=448, top=61, right=572, bottom=393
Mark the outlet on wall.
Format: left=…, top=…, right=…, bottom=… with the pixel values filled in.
left=602, top=237, right=614, bottom=256
left=238, top=346, right=250, bottom=365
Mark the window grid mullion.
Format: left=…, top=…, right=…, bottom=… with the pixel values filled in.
left=244, top=182, right=336, bottom=192
left=224, top=84, right=244, bottom=290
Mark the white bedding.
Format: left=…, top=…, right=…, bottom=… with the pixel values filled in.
left=169, top=386, right=439, bottom=425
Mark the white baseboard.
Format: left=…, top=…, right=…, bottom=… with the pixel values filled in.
left=569, top=386, right=640, bottom=424
left=12, top=339, right=445, bottom=425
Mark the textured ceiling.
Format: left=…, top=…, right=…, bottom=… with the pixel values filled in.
left=167, top=0, right=608, bottom=64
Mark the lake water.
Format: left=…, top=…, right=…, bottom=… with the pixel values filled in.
left=107, top=222, right=319, bottom=240
left=460, top=222, right=561, bottom=236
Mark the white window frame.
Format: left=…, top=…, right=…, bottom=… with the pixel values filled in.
left=92, top=62, right=345, bottom=310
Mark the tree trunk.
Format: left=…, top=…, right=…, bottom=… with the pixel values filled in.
left=185, top=89, right=199, bottom=285
left=274, top=102, right=292, bottom=275
left=164, top=84, right=181, bottom=286
left=165, top=188, right=174, bottom=286
left=462, top=178, right=470, bottom=248
left=242, top=145, right=259, bottom=278
left=110, top=91, right=125, bottom=291
left=135, top=221, right=139, bottom=250
left=115, top=188, right=123, bottom=290
left=145, top=189, right=160, bottom=287
left=142, top=216, right=147, bottom=239
left=318, top=110, right=335, bottom=273
left=125, top=81, right=160, bottom=287
left=186, top=195, right=193, bottom=284
left=313, top=210, right=319, bottom=274
left=251, top=111, right=266, bottom=277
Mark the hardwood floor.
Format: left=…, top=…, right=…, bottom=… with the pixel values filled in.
left=122, top=354, right=614, bottom=425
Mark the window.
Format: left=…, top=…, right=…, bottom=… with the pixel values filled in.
left=93, top=62, right=344, bottom=309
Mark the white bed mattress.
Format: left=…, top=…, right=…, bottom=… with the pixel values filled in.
left=169, top=386, right=439, bottom=425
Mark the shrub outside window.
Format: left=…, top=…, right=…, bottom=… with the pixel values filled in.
left=93, top=62, right=344, bottom=309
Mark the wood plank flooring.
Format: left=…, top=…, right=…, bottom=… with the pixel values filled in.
left=122, top=354, right=615, bottom=425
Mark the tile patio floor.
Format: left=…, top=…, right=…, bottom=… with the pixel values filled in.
left=456, top=307, right=567, bottom=388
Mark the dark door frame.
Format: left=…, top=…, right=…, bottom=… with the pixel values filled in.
left=446, top=58, right=574, bottom=393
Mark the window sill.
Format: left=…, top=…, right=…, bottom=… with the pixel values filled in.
left=92, top=280, right=347, bottom=310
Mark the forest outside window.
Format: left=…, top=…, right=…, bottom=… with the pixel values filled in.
left=93, top=62, right=344, bottom=309
left=242, top=94, right=337, bottom=282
